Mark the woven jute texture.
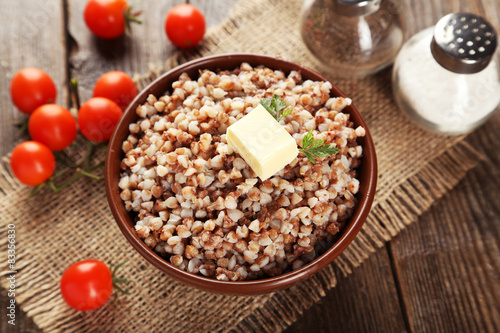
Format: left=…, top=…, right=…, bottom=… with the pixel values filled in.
left=0, top=0, right=490, bottom=332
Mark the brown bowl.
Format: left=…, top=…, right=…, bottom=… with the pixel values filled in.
left=105, top=53, right=377, bottom=295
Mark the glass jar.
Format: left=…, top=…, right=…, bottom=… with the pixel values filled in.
left=392, top=13, right=500, bottom=135
left=300, top=0, right=406, bottom=78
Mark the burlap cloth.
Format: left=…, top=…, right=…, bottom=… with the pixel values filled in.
left=0, top=0, right=491, bottom=332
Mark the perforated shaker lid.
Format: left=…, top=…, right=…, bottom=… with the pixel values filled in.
left=431, top=13, right=498, bottom=74
left=332, top=0, right=381, bottom=17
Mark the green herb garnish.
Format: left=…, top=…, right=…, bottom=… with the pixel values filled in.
left=261, top=95, right=338, bottom=164
left=260, top=94, right=293, bottom=122
left=299, top=130, right=339, bottom=164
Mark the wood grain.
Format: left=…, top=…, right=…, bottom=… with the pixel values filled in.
left=0, top=1, right=67, bottom=332
left=67, top=0, right=238, bottom=103
left=67, top=0, right=182, bottom=103
left=284, top=250, right=408, bottom=333
left=390, top=116, right=500, bottom=333
left=0, top=0, right=68, bottom=157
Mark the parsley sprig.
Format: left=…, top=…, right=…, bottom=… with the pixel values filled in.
left=300, top=130, right=339, bottom=164
left=260, top=94, right=293, bottom=122
left=260, top=95, right=338, bottom=164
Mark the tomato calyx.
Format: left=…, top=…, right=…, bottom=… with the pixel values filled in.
left=123, top=5, right=142, bottom=37
left=29, top=140, right=106, bottom=198
left=84, top=0, right=143, bottom=39
left=109, top=255, right=131, bottom=300
left=13, top=116, right=30, bottom=138
left=70, top=78, right=81, bottom=110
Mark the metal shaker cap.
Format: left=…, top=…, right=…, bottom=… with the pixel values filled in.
left=431, top=13, right=497, bottom=74
left=331, top=0, right=381, bottom=17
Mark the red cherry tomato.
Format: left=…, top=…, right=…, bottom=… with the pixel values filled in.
left=10, top=141, right=56, bottom=186
left=28, top=104, right=77, bottom=151
left=165, top=4, right=206, bottom=48
left=93, top=71, right=137, bottom=110
left=78, top=97, right=123, bottom=142
left=10, top=68, right=57, bottom=115
left=60, top=259, right=113, bottom=311
left=84, top=0, right=128, bottom=39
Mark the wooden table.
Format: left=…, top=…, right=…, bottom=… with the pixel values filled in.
left=1, top=1, right=499, bottom=332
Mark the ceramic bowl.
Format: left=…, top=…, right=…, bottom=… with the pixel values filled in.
left=105, top=53, right=377, bottom=294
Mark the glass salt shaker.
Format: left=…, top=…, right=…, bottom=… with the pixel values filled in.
left=392, top=13, right=500, bottom=135
left=300, top=0, right=406, bottom=78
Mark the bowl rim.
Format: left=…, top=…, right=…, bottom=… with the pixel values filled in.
left=105, top=53, right=377, bottom=294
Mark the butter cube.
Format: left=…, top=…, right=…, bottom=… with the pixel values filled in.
left=227, top=104, right=298, bottom=181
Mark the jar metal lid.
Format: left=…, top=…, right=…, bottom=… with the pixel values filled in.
left=331, top=0, right=381, bottom=17
left=431, top=12, right=498, bottom=74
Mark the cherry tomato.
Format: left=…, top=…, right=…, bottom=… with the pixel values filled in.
left=93, top=71, right=137, bottom=110
left=60, top=259, right=113, bottom=311
left=28, top=104, right=77, bottom=151
left=165, top=4, right=206, bottom=48
left=84, top=0, right=129, bottom=39
left=10, top=68, right=57, bottom=114
left=78, top=97, right=123, bottom=142
left=10, top=141, right=56, bottom=186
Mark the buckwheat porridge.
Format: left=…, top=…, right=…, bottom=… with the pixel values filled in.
left=118, top=63, right=365, bottom=281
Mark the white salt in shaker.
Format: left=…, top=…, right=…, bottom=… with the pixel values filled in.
left=392, top=13, right=500, bottom=135
left=300, top=0, right=405, bottom=78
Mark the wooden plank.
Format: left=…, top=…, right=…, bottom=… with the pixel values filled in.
left=284, top=249, right=408, bottom=333
left=390, top=117, right=500, bottom=333
left=0, top=1, right=66, bottom=332
left=190, top=0, right=238, bottom=28
left=0, top=0, right=68, bottom=157
left=67, top=0, right=182, bottom=103
left=405, top=0, right=500, bottom=35
left=67, top=0, right=239, bottom=104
